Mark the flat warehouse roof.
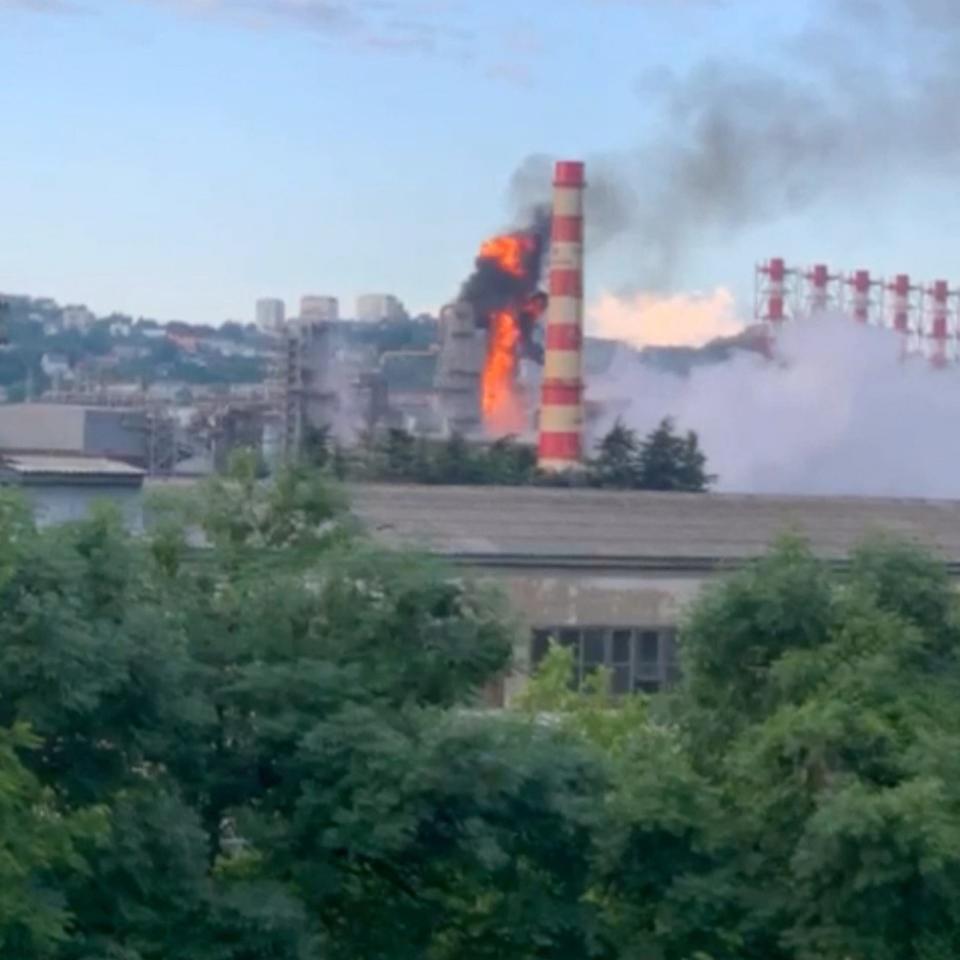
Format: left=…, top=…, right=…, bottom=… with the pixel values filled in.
left=348, top=484, right=960, bottom=571
left=0, top=454, right=145, bottom=484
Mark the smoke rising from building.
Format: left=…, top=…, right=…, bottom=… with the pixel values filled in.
left=591, top=315, right=960, bottom=499
left=511, top=0, right=960, bottom=289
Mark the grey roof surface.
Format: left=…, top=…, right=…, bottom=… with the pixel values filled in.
left=348, top=483, right=960, bottom=570
left=0, top=454, right=145, bottom=480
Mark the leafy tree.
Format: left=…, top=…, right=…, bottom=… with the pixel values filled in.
left=588, top=420, right=642, bottom=489
left=674, top=536, right=960, bottom=959
left=482, top=435, right=537, bottom=485
left=636, top=417, right=714, bottom=492
left=380, top=426, right=417, bottom=480
left=5, top=449, right=960, bottom=960
left=433, top=432, right=480, bottom=484
left=0, top=724, right=104, bottom=957
left=302, top=424, right=332, bottom=470
left=586, top=418, right=714, bottom=492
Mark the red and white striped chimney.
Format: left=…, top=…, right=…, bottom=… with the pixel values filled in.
left=538, top=161, right=586, bottom=473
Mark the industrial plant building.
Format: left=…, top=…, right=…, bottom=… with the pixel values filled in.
left=0, top=453, right=145, bottom=528
left=349, top=483, right=960, bottom=705
left=0, top=404, right=150, bottom=465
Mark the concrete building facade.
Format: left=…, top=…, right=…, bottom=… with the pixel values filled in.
left=279, top=320, right=337, bottom=459
left=434, top=302, right=485, bottom=436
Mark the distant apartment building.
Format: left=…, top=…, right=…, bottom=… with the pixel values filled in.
left=299, top=296, right=339, bottom=323
left=109, top=319, right=132, bottom=338
left=61, top=305, right=96, bottom=332
left=256, top=297, right=286, bottom=332
left=41, top=352, right=72, bottom=381
left=356, top=293, right=407, bottom=324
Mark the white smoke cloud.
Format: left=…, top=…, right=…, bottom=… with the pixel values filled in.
left=588, top=314, right=960, bottom=498
left=588, top=287, right=743, bottom=348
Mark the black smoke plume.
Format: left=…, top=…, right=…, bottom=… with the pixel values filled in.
left=460, top=204, right=551, bottom=356
left=510, top=0, right=960, bottom=289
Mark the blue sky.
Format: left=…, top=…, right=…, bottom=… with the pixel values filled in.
left=2, top=0, right=959, bottom=324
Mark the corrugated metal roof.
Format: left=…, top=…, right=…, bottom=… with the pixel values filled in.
left=348, top=483, right=960, bottom=568
left=0, top=454, right=145, bottom=479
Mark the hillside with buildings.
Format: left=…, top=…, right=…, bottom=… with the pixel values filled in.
left=0, top=291, right=768, bottom=483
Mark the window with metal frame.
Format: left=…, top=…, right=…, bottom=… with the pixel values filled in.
left=530, top=626, right=680, bottom=694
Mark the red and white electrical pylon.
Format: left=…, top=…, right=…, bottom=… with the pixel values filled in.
left=803, top=263, right=841, bottom=315
left=884, top=274, right=921, bottom=358
left=844, top=269, right=883, bottom=325
left=922, top=280, right=957, bottom=369
left=754, top=257, right=800, bottom=325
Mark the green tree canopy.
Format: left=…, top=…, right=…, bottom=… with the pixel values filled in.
left=1, top=459, right=959, bottom=960
left=587, top=417, right=715, bottom=492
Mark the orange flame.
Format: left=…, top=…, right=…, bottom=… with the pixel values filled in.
left=479, top=233, right=533, bottom=278
left=476, top=229, right=540, bottom=435
left=482, top=310, right=526, bottom=434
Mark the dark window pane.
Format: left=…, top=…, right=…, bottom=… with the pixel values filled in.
left=634, top=661, right=659, bottom=681
left=635, top=679, right=660, bottom=695
left=531, top=630, right=551, bottom=665
left=638, top=631, right=659, bottom=664
left=612, top=629, right=632, bottom=663
left=558, top=628, right=579, bottom=649
left=583, top=629, right=605, bottom=665
left=612, top=664, right=631, bottom=695
left=662, top=630, right=679, bottom=664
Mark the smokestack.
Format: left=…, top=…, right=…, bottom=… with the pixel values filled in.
left=538, top=161, right=586, bottom=472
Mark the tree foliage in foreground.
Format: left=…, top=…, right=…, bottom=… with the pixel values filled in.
left=2, top=465, right=960, bottom=958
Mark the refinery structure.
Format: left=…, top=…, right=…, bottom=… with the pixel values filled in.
left=755, top=258, right=960, bottom=366
left=271, top=159, right=590, bottom=470
left=8, top=160, right=960, bottom=485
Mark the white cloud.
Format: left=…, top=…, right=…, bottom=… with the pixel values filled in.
left=588, top=287, right=743, bottom=348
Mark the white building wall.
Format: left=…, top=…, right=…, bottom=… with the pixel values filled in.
left=23, top=485, right=144, bottom=531
left=256, top=298, right=286, bottom=331
left=356, top=294, right=406, bottom=324
left=299, top=296, right=339, bottom=323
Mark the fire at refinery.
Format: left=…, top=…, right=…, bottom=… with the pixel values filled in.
left=456, top=212, right=551, bottom=436
left=433, top=160, right=586, bottom=467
